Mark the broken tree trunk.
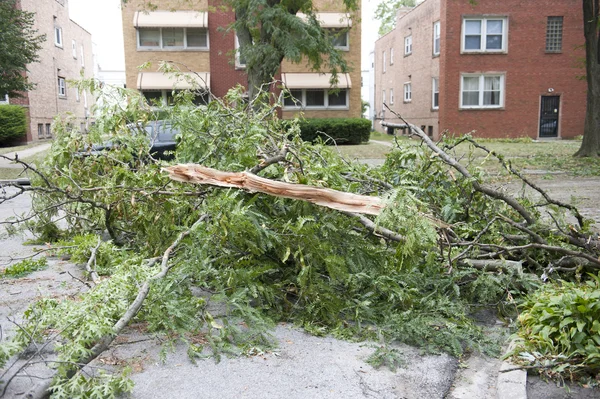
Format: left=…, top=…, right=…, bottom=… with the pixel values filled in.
left=163, top=164, right=385, bottom=216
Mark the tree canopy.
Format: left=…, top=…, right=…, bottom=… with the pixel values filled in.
left=0, top=0, right=45, bottom=98
left=373, top=0, right=415, bottom=37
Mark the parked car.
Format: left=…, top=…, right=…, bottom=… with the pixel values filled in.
left=79, top=120, right=178, bottom=161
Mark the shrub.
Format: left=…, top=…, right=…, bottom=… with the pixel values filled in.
left=298, top=118, right=370, bottom=145
left=0, top=105, right=27, bottom=143
left=510, top=274, right=600, bottom=381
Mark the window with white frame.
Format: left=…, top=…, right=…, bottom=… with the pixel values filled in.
left=382, top=90, right=386, bottom=105
left=54, top=24, right=63, bottom=47
left=235, top=34, right=246, bottom=68
left=383, top=51, right=386, bottom=73
left=390, top=88, right=394, bottom=105
left=460, top=74, right=504, bottom=108
left=283, top=89, right=349, bottom=109
left=462, top=17, right=507, bottom=52
left=0, top=94, right=8, bottom=104
left=142, top=90, right=210, bottom=106
left=72, top=40, right=77, bottom=58
left=327, top=29, right=349, bottom=50
left=433, top=21, right=440, bottom=56
left=137, top=27, right=208, bottom=49
left=75, top=89, right=80, bottom=102
left=390, top=47, right=394, bottom=65
left=403, top=83, right=411, bottom=102
left=404, top=35, right=412, bottom=55
left=80, top=45, right=85, bottom=67
left=545, top=16, right=563, bottom=52
left=432, top=78, right=439, bottom=109
left=57, top=77, right=66, bottom=97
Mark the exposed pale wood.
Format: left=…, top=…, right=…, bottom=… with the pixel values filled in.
left=163, top=164, right=385, bottom=216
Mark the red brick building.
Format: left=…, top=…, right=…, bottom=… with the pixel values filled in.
left=374, top=0, right=586, bottom=139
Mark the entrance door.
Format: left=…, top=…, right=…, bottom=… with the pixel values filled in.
left=539, top=96, right=560, bottom=138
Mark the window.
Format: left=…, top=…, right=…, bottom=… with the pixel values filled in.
left=80, top=45, right=85, bottom=67
left=46, top=124, right=52, bottom=138
left=462, top=17, right=507, bottom=52
left=235, top=34, right=246, bottom=68
left=38, top=124, right=44, bottom=139
left=382, top=90, right=386, bottom=105
left=137, top=27, right=208, bottom=49
left=327, top=29, right=349, bottom=50
left=390, top=48, right=394, bottom=65
left=460, top=74, right=504, bottom=108
left=54, top=25, right=63, bottom=47
left=75, top=89, right=80, bottom=102
left=72, top=40, right=77, bottom=58
left=283, top=89, right=348, bottom=109
left=390, top=88, right=394, bottom=105
left=403, top=83, right=411, bottom=102
left=432, top=78, right=439, bottom=109
left=142, top=90, right=210, bottom=106
left=57, top=77, right=66, bottom=97
left=0, top=94, right=8, bottom=104
left=404, top=35, right=412, bottom=55
left=383, top=51, right=386, bottom=73
left=433, top=21, right=441, bottom=56
left=546, top=16, right=563, bottom=52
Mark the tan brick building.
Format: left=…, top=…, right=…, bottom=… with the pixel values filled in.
left=120, top=0, right=362, bottom=119
left=7, top=0, right=95, bottom=142
left=374, top=0, right=586, bottom=140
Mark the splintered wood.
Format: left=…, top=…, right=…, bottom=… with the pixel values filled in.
left=163, top=164, right=384, bottom=215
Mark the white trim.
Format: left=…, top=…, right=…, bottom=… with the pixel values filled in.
left=461, top=17, right=508, bottom=53
left=404, top=35, right=412, bottom=55
left=432, top=77, right=439, bottom=109
left=234, top=34, right=246, bottom=68
left=403, top=83, right=412, bottom=102
left=459, top=73, right=505, bottom=109
left=58, top=77, right=66, bottom=97
left=0, top=94, right=8, bottom=104
left=281, top=73, right=352, bottom=89
left=137, top=27, right=209, bottom=50
left=327, top=28, right=349, bottom=51
left=72, top=40, right=77, bottom=58
left=390, top=88, right=394, bottom=105
left=433, top=21, right=441, bottom=56
left=54, top=26, right=63, bottom=47
left=383, top=51, right=386, bottom=73
left=390, top=47, right=394, bottom=65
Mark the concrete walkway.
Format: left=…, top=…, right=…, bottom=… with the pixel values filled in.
left=0, top=143, right=51, bottom=168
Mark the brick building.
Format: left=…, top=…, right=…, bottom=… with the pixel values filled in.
left=4, top=0, right=95, bottom=142
left=120, top=0, right=362, bottom=119
left=374, top=0, right=586, bottom=140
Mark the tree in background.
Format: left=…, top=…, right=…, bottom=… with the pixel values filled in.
left=0, top=0, right=45, bottom=98
left=374, top=0, right=415, bottom=37
left=574, top=0, right=600, bottom=157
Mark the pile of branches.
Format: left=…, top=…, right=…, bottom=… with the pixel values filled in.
left=0, top=84, right=598, bottom=397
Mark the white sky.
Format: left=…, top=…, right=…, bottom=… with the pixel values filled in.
left=68, top=0, right=381, bottom=71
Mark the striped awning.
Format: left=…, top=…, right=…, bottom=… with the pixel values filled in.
left=137, top=72, right=210, bottom=90
left=297, top=12, right=352, bottom=28
left=281, top=73, right=352, bottom=89
left=133, top=11, right=208, bottom=28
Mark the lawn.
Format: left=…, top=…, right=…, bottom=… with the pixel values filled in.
left=337, top=133, right=600, bottom=177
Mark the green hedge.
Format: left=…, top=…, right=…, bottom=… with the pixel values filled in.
left=0, top=105, right=27, bottom=144
left=298, top=118, right=371, bottom=145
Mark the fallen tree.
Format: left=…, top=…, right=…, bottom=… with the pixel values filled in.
left=1, top=84, right=599, bottom=396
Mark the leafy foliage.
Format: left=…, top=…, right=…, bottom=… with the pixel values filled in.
left=0, top=105, right=27, bottom=143
left=0, top=0, right=46, bottom=97
left=1, top=79, right=598, bottom=395
left=510, top=274, right=600, bottom=381
left=374, top=0, right=415, bottom=36
left=1, top=257, right=47, bottom=278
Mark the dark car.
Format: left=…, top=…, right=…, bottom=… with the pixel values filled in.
left=81, top=120, right=178, bottom=161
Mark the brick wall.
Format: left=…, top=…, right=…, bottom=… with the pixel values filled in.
left=19, top=0, right=95, bottom=142
left=374, top=0, right=440, bottom=136
left=440, top=0, right=585, bottom=139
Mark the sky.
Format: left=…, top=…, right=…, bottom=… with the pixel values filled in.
left=68, top=0, right=381, bottom=71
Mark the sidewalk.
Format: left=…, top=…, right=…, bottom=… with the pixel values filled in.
left=0, top=142, right=52, bottom=168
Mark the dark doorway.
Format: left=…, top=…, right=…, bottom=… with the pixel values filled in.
left=539, top=96, right=560, bottom=138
